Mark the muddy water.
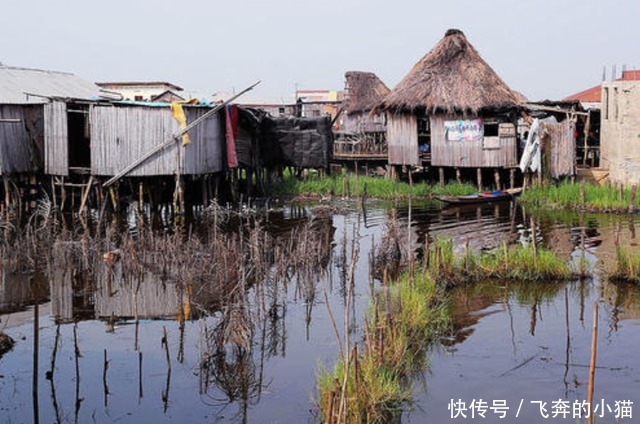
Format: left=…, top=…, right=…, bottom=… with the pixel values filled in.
left=0, top=200, right=639, bottom=423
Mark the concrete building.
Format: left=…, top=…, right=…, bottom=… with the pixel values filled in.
left=600, top=78, right=640, bottom=184
left=95, top=81, right=184, bottom=101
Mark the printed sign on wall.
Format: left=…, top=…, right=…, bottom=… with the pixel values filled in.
left=444, top=119, right=483, bottom=141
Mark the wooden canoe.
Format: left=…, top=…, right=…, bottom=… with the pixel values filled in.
left=435, top=188, right=522, bottom=205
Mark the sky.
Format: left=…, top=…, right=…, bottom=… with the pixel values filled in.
left=1, top=0, right=639, bottom=102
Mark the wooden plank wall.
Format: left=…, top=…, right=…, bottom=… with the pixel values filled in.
left=44, top=101, right=69, bottom=176
left=430, top=115, right=517, bottom=168
left=0, top=105, right=38, bottom=174
left=545, top=120, right=576, bottom=178
left=91, top=105, right=224, bottom=177
left=387, top=113, right=419, bottom=165
left=183, top=107, right=223, bottom=174
left=91, top=105, right=179, bottom=176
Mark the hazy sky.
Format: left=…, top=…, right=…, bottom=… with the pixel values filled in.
left=1, top=0, right=639, bottom=102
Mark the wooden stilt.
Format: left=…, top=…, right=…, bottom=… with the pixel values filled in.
left=79, top=175, right=94, bottom=216
left=51, top=176, right=57, bottom=210
left=439, top=168, right=444, bottom=186
left=3, top=176, right=10, bottom=221
left=630, top=185, right=637, bottom=213
left=494, top=169, right=501, bottom=190
left=455, top=168, right=461, bottom=184
left=139, top=182, right=144, bottom=213
left=510, top=169, right=515, bottom=189
left=476, top=168, right=482, bottom=191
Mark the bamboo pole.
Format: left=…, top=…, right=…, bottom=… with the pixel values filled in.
left=587, top=302, right=599, bottom=424
left=103, top=81, right=261, bottom=188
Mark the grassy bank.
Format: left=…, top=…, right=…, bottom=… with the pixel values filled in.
left=610, top=245, right=640, bottom=284
left=428, top=239, right=573, bottom=285
left=270, top=172, right=476, bottom=199
left=317, top=270, right=447, bottom=423
left=520, top=181, right=638, bottom=212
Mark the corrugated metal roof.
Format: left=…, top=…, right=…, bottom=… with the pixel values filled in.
left=0, top=66, right=103, bottom=104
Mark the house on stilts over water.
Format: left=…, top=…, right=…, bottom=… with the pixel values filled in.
left=377, top=29, right=524, bottom=186
left=334, top=71, right=390, bottom=161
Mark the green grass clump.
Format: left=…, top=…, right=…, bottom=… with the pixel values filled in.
left=610, top=246, right=640, bottom=284
left=317, top=270, right=447, bottom=423
left=424, top=239, right=573, bottom=284
left=270, top=171, right=476, bottom=199
left=520, top=181, right=636, bottom=212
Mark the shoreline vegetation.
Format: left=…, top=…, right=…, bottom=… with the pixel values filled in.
left=317, top=238, right=574, bottom=423
left=520, top=180, right=639, bottom=213
left=270, top=171, right=476, bottom=200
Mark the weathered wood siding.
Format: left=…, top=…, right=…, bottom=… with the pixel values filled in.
left=430, top=115, right=517, bottom=168
left=387, top=113, right=418, bottom=165
left=91, top=105, right=223, bottom=176
left=343, top=112, right=386, bottom=134
left=544, top=120, right=575, bottom=179
left=44, top=101, right=69, bottom=176
left=182, top=108, right=223, bottom=174
left=0, top=105, right=38, bottom=174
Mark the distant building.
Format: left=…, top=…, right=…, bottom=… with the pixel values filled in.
left=95, top=81, right=184, bottom=102
left=296, top=89, right=343, bottom=125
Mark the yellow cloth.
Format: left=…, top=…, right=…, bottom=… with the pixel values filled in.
left=171, top=99, right=198, bottom=146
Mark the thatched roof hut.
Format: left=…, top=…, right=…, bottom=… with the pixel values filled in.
left=379, top=29, right=521, bottom=115
left=380, top=29, right=522, bottom=169
left=344, top=71, right=390, bottom=115
left=343, top=71, right=390, bottom=135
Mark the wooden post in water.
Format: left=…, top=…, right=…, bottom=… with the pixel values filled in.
left=630, top=185, right=637, bottom=213
left=587, top=302, right=599, bottom=424
left=530, top=217, right=538, bottom=266
left=510, top=168, right=515, bottom=190
left=455, top=168, right=461, bottom=184
left=580, top=179, right=586, bottom=205
left=494, top=169, right=501, bottom=190
left=103, top=349, right=109, bottom=407
left=439, top=168, right=444, bottom=186
left=476, top=168, right=482, bottom=191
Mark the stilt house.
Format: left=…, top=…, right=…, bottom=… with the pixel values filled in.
left=0, top=66, right=103, bottom=175
left=334, top=71, right=390, bottom=159
left=378, top=29, right=522, bottom=172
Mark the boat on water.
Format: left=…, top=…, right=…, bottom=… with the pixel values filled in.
left=435, top=188, right=522, bottom=205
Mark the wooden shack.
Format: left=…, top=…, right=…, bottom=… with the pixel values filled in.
left=0, top=66, right=103, bottom=176
left=335, top=71, right=390, bottom=160
left=378, top=29, right=522, bottom=183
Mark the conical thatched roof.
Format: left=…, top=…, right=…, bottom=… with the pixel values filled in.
left=379, top=29, right=521, bottom=115
left=344, top=71, right=390, bottom=114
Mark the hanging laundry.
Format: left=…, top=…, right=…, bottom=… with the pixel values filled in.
left=225, top=104, right=239, bottom=169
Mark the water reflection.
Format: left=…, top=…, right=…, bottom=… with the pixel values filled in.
left=1, top=202, right=640, bottom=423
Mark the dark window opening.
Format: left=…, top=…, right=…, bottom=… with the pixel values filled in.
left=417, top=117, right=430, bottom=155
left=135, top=95, right=143, bottom=101
left=483, top=123, right=499, bottom=137
left=68, top=106, right=90, bottom=169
